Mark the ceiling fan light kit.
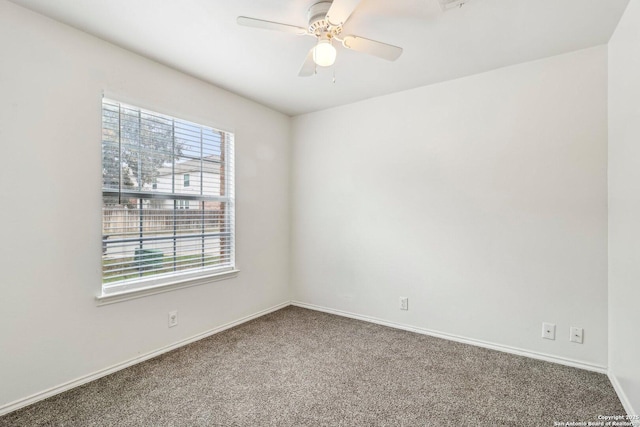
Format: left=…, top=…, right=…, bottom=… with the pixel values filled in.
left=237, top=0, right=403, bottom=77
left=313, top=38, right=337, bottom=67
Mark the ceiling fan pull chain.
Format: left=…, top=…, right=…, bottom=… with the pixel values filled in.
left=333, top=67, right=336, bottom=84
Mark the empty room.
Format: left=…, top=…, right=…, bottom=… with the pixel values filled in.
left=1, top=0, right=639, bottom=425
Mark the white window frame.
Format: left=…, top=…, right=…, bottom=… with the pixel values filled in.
left=98, top=98, right=237, bottom=303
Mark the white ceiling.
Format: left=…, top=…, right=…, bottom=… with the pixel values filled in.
left=9, top=0, right=630, bottom=116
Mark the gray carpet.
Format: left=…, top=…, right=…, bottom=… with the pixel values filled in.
left=1, top=306, right=625, bottom=426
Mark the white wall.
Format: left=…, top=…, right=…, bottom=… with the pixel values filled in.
left=292, top=46, right=609, bottom=368
left=0, top=0, right=290, bottom=409
left=608, top=0, right=640, bottom=416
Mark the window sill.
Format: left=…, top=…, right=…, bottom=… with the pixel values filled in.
left=96, top=269, right=240, bottom=306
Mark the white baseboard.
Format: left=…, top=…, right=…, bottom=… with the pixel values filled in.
left=291, top=301, right=608, bottom=374
left=608, top=372, right=640, bottom=426
left=0, top=301, right=290, bottom=417
left=3, top=300, right=623, bottom=419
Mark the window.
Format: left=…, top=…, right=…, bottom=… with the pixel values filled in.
left=101, top=98, right=235, bottom=296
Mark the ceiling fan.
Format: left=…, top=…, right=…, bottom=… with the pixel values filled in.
left=237, top=0, right=403, bottom=77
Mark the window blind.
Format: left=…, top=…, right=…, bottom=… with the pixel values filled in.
left=101, top=98, right=235, bottom=295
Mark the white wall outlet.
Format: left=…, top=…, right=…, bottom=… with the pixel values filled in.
left=570, top=327, right=584, bottom=344
left=542, top=322, right=556, bottom=340
left=168, top=310, right=178, bottom=328
left=400, top=297, right=408, bottom=311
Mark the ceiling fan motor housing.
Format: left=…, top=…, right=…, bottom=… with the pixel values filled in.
left=308, top=1, right=341, bottom=36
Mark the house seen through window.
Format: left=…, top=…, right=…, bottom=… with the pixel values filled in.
left=101, top=98, right=235, bottom=295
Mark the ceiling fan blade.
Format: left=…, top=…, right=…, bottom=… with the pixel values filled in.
left=341, top=35, right=403, bottom=61
left=237, top=16, right=307, bottom=35
left=298, top=48, right=316, bottom=77
left=325, top=0, right=362, bottom=26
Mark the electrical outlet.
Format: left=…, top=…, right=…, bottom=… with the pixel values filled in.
left=400, top=297, right=408, bottom=311
left=542, top=322, right=555, bottom=340
left=570, top=327, right=583, bottom=344
left=168, top=310, right=178, bottom=328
